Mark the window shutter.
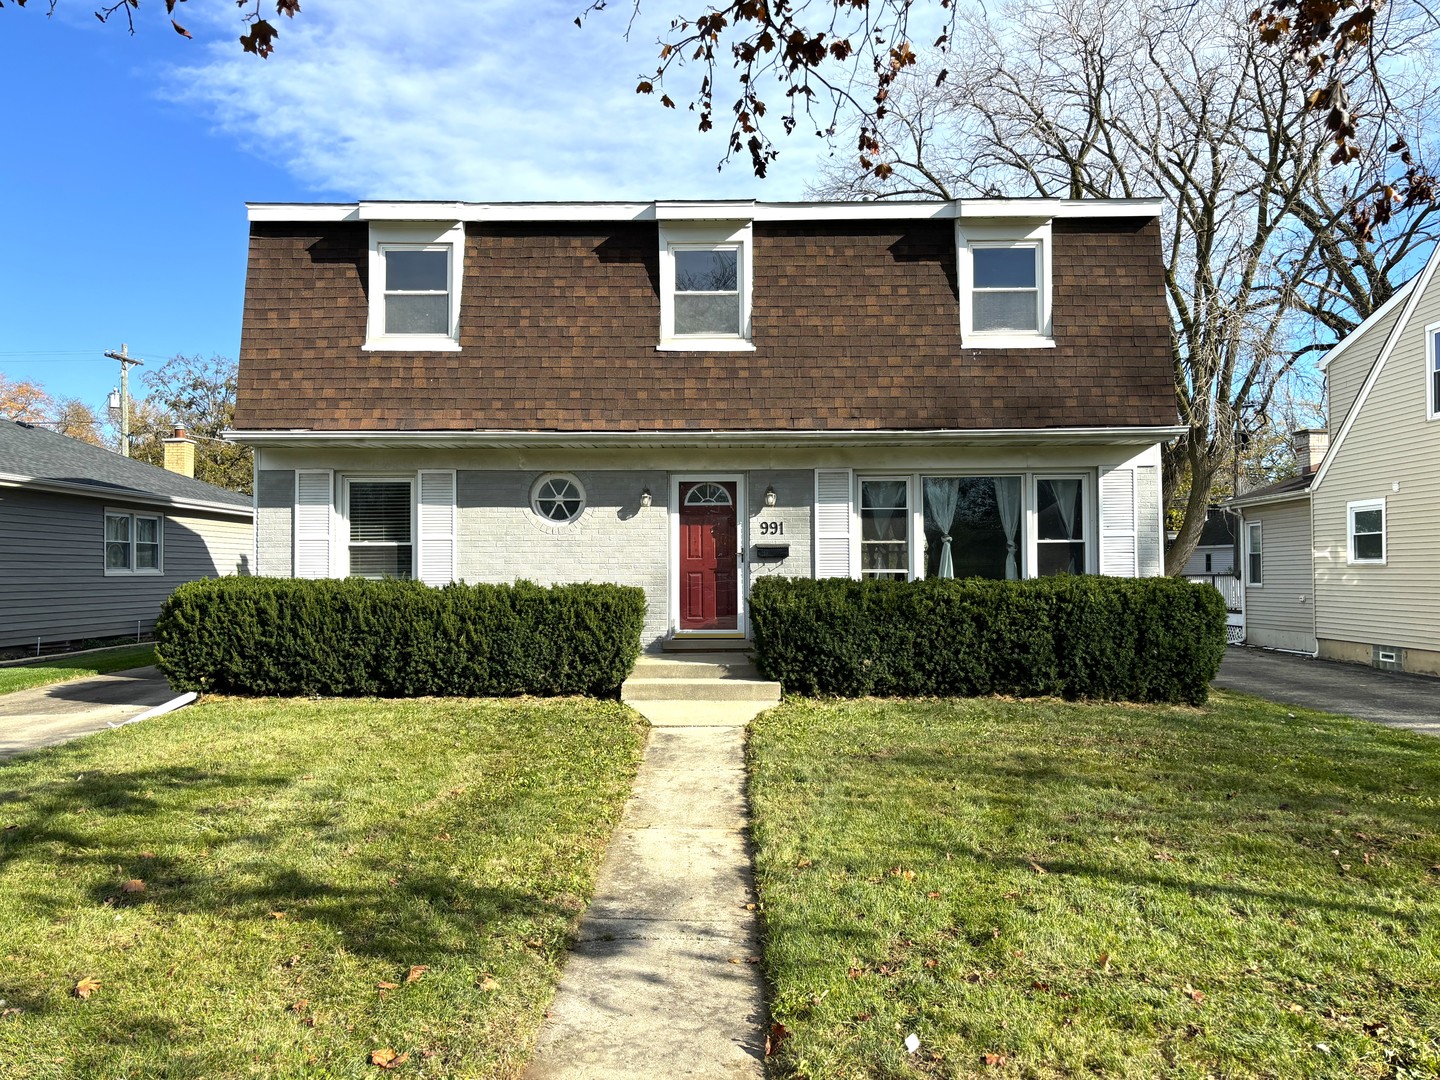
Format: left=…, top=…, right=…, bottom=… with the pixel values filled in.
left=814, top=468, right=856, bottom=579
left=417, top=469, right=457, bottom=585
left=1098, top=467, right=1137, bottom=577
left=294, top=470, right=334, bottom=579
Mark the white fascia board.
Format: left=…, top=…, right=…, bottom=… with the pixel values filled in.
left=247, top=197, right=1165, bottom=226
left=1225, top=486, right=1312, bottom=510
left=1312, top=239, right=1440, bottom=490
left=0, top=474, right=254, bottom=518
left=1315, top=278, right=1417, bottom=372
left=227, top=425, right=1185, bottom=450
left=247, top=203, right=360, bottom=222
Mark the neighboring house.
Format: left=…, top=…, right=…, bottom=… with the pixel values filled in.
left=1179, top=508, right=1238, bottom=578
left=0, top=420, right=253, bottom=650
left=231, top=198, right=1182, bottom=650
left=1231, top=237, right=1440, bottom=674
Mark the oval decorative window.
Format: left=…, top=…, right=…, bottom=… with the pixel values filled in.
left=532, top=474, right=586, bottom=524
left=684, top=482, right=733, bottom=506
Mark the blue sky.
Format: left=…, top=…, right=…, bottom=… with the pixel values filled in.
left=0, top=0, right=827, bottom=412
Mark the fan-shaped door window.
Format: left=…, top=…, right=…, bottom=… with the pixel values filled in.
left=684, top=482, right=733, bottom=507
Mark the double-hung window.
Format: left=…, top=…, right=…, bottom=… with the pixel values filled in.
left=345, top=478, right=414, bottom=579
left=1348, top=499, right=1386, bottom=564
left=956, top=220, right=1054, bottom=348
left=1035, top=477, right=1087, bottom=575
left=364, top=222, right=464, bottom=350
left=1428, top=321, right=1440, bottom=420
left=657, top=218, right=754, bottom=350
left=859, top=478, right=910, bottom=579
left=105, top=511, right=162, bottom=574
left=1245, top=521, right=1263, bottom=586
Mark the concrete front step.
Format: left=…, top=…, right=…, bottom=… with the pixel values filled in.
left=661, top=636, right=751, bottom=652
left=632, top=653, right=762, bottom=680
left=621, top=677, right=781, bottom=703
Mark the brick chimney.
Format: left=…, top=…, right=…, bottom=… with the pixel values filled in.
left=1291, top=428, right=1329, bottom=475
left=162, top=425, right=197, bottom=478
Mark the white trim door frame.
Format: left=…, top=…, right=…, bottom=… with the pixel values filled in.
left=669, top=472, right=748, bottom=638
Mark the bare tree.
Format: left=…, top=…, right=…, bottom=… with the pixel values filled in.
left=812, top=0, right=1440, bottom=572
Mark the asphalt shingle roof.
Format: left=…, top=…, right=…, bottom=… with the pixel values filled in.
left=0, top=420, right=251, bottom=510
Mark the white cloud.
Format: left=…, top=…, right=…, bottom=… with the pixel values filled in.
left=169, top=0, right=831, bottom=200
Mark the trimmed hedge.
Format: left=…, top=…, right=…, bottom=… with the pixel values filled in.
left=155, top=577, right=646, bottom=698
left=749, top=575, right=1226, bottom=705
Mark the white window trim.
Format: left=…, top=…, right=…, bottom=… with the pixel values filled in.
left=364, top=222, right=465, bottom=352
left=1244, top=520, right=1263, bottom=587
left=1427, top=320, right=1440, bottom=421
left=1033, top=473, right=1094, bottom=576
left=341, top=475, right=416, bottom=579
left=1347, top=498, right=1387, bottom=565
left=104, top=509, right=164, bottom=576
left=530, top=472, right=588, bottom=525
left=955, top=219, right=1055, bottom=349
left=858, top=474, right=915, bottom=580
left=657, top=221, right=756, bottom=351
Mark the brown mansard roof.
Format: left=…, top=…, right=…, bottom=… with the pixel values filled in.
left=235, top=217, right=1177, bottom=433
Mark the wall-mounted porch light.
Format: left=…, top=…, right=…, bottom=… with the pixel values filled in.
left=764, top=485, right=777, bottom=507
left=640, top=487, right=653, bottom=508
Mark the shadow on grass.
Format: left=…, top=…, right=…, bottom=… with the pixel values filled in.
left=0, top=764, right=590, bottom=976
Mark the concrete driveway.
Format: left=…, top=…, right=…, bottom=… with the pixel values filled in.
left=1214, top=646, right=1440, bottom=736
left=0, top=666, right=178, bottom=759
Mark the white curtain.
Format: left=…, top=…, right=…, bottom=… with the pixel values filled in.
left=996, top=477, right=1022, bottom=580
left=1051, top=479, right=1080, bottom=539
left=923, top=478, right=961, bottom=578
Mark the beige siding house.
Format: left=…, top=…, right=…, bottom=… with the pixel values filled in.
left=1230, top=243, right=1440, bottom=675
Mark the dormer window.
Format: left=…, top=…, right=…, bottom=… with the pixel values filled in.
left=956, top=220, right=1054, bottom=348
left=657, top=220, right=755, bottom=351
left=364, top=222, right=464, bottom=351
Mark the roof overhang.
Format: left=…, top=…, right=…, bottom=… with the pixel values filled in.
left=227, top=425, right=1185, bottom=451
left=0, top=473, right=254, bottom=518
left=246, top=198, right=1165, bottom=225
left=1225, top=485, right=1313, bottom=510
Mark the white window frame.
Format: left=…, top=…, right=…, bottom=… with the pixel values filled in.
left=1244, top=520, right=1263, bottom=587
left=858, top=475, right=915, bottom=580
left=341, top=476, right=416, bottom=579
left=531, top=472, right=588, bottom=525
left=104, top=509, right=164, bottom=576
left=1032, top=473, right=1093, bottom=576
left=1347, top=498, right=1387, bottom=565
left=657, top=221, right=755, bottom=351
left=955, top=220, right=1055, bottom=349
left=1427, top=320, right=1440, bottom=421
left=364, top=222, right=464, bottom=352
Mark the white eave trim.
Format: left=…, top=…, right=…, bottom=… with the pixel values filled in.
left=0, top=473, right=254, bottom=518
left=1315, top=278, right=1417, bottom=372
left=1312, top=238, right=1440, bottom=491
left=227, top=425, right=1185, bottom=450
left=1226, top=485, right=1313, bottom=510
left=246, top=198, right=1165, bottom=225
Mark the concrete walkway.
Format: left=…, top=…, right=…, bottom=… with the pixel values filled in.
left=0, top=666, right=176, bottom=759
left=526, top=705, right=768, bottom=1078
left=1214, top=646, right=1440, bottom=736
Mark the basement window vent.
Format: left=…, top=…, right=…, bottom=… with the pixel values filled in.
left=1377, top=649, right=1398, bottom=664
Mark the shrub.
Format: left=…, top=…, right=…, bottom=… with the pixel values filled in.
left=749, top=575, right=1226, bottom=705
left=155, top=578, right=646, bottom=698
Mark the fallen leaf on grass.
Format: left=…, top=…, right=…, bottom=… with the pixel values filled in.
left=1152, top=851, right=1176, bottom=862
left=926, top=890, right=942, bottom=899
left=1287, top=1003, right=1305, bottom=1014
left=982, top=1051, right=1007, bottom=1066
left=121, top=879, right=145, bottom=894
left=404, top=965, right=428, bottom=984
left=477, top=976, right=499, bottom=991
left=890, top=867, right=916, bottom=881
left=72, top=977, right=101, bottom=1000
left=1097, top=952, right=1112, bottom=973
left=434, top=833, right=452, bottom=842
left=369, top=1047, right=409, bottom=1069
left=376, top=981, right=399, bottom=991
left=290, top=1000, right=309, bottom=1013
left=765, top=1022, right=790, bottom=1056
left=1183, top=984, right=1205, bottom=1003
left=1028, top=861, right=1047, bottom=875
left=268, top=912, right=287, bottom=920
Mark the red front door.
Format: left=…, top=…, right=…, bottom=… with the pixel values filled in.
left=679, top=481, right=739, bottom=631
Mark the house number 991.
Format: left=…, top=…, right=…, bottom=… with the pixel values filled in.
left=759, top=520, right=785, bottom=536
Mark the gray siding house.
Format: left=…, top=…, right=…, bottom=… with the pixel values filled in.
left=1231, top=237, right=1440, bottom=675
left=0, top=420, right=253, bottom=650
left=232, top=198, right=1182, bottom=651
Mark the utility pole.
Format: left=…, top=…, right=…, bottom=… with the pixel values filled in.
left=104, top=344, right=144, bottom=457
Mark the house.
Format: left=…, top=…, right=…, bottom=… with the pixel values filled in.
left=0, top=420, right=253, bottom=650
left=230, top=198, right=1182, bottom=650
left=1230, top=237, right=1440, bottom=674
left=1179, top=508, right=1238, bottom=578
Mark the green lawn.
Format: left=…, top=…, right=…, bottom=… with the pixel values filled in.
left=0, top=696, right=646, bottom=1078
left=0, top=645, right=157, bottom=696
left=749, top=694, right=1440, bottom=1078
